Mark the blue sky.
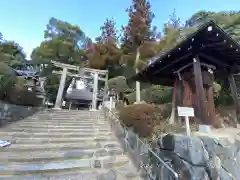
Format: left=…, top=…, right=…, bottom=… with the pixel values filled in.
left=0, top=0, right=239, bottom=59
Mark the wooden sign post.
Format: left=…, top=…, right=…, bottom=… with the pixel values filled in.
left=177, top=107, right=194, bottom=136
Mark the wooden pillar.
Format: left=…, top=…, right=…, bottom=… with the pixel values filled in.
left=193, top=56, right=209, bottom=125
left=228, top=74, right=240, bottom=124
left=206, top=86, right=217, bottom=126
left=182, top=79, right=193, bottom=107
left=54, top=67, right=67, bottom=109
left=175, top=78, right=184, bottom=123
left=169, top=79, right=177, bottom=124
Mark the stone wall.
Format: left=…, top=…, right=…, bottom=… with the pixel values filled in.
left=106, top=109, right=240, bottom=179
left=152, top=132, right=240, bottom=179
left=0, top=101, right=40, bottom=126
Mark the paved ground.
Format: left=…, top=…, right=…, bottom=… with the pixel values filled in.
left=0, top=110, right=141, bottom=180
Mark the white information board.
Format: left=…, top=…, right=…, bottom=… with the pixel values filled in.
left=177, top=107, right=194, bottom=117
left=177, top=106, right=195, bottom=136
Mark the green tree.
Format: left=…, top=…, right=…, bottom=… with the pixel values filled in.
left=0, top=35, right=27, bottom=99
left=185, top=11, right=240, bottom=42
left=0, top=34, right=36, bottom=104
left=88, top=18, right=121, bottom=70
left=0, top=40, right=26, bottom=68
left=31, top=17, right=91, bottom=102
left=155, top=10, right=195, bottom=53
left=121, top=0, right=157, bottom=68
left=32, top=17, right=89, bottom=66
left=186, top=11, right=240, bottom=27
left=119, top=0, right=160, bottom=102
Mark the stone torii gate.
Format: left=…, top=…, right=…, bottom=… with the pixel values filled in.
left=51, top=61, right=108, bottom=110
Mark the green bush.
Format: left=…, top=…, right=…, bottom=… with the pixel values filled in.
left=5, top=88, right=42, bottom=106
left=44, top=74, right=60, bottom=103
left=125, top=85, right=172, bottom=104
left=115, top=100, right=125, bottom=110
left=214, top=80, right=233, bottom=106
left=119, top=103, right=156, bottom=137
left=154, top=103, right=172, bottom=120
left=108, top=76, right=131, bottom=94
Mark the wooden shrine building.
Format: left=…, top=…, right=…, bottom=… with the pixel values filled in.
left=132, top=21, right=240, bottom=127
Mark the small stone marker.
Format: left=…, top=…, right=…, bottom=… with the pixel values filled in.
left=177, top=106, right=194, bottom=136
left=199, top=125, right=211, bottom=133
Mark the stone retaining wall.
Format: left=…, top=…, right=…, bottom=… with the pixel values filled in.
left=152, top=132, right=239, bottom=179
left=106, top=108, right=240, bottom=179
left=0, top=101, right=40, bottom=127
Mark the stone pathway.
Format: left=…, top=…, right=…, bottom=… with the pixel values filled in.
left=0, top=110, right=141, bottom=180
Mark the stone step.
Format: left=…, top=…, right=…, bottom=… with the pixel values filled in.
left=48, top=110, right=104, bottom=113
left=24, top=114, right=104, bottom=117
left=26, top=114, right=89, bottom=118
left=48, top=116, right=105, bottom=119
left=9, top=125, right=111, bottom=131
left=20, top=121, right=107, bottom=126
left=0, top=131, right=112, bottom=138
left=0, top=164, right=142, bottom=180
left=8, top=127, right=111, bottom=133
left=14, top=125, right=111, bottom=130
left=49, top=113, right=103, bottom=116
left=16, top=122, right=111, bottom=127
left=0, top=170, right=110, bottom=180
left=0, top=155, right=129, bottom=176
left=0, top=141, right=120, bottom=152
left=0, top=148, right=124, bottom=163
left=47, top=116, right=102, bottom=119
left=12, top=120, right=108, bottom=125
left=1, top=136, right=117, bottom=144
left=26, top=113, right=102, bottom=118
left=21, top=119, right=107, bottom=124
left=0, top=110, right=141, bottom=179
left=44, top=113, right=105, bottom=117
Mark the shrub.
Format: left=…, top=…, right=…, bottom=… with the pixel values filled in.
left=154, top=103, right=172, bottom=120
left=116, top=100, right=125, bottom=110
left=125, top=86, right=172, bottom=105
left=5, top=88, right=42, bottom=106
left=119, top=103, right=156, bottom=137
left=108, top=76, right=130, bottom=94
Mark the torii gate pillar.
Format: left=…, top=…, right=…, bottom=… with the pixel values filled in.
left=91, top=72, right=99, bottom=110
left=54, top=67, right=67, bottom=109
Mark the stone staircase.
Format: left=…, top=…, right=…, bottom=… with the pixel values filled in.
left=0, top=110, right=142, bottom=180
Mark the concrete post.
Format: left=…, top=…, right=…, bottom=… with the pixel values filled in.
left=54, top=67, right=67, bottom=109
left=135, top=48, right=141, bottom=102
